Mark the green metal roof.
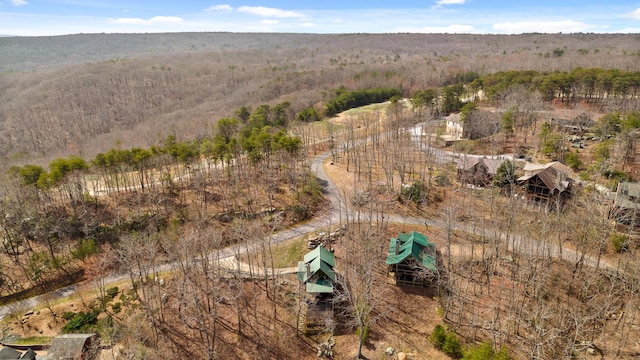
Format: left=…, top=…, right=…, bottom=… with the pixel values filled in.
left=386, top=231, right=437, bottom=271
left=297, top=260, right=336, bottom=282
left=306, top=278, right=334, bottom=293
left=303, top=245, right=335, bottom=267
left=297, top=261, right=306, bottom=282
left=297, top=245, right=336, bottom=293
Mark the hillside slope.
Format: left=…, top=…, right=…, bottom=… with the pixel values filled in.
left=1, top=33, right=638, bottom=164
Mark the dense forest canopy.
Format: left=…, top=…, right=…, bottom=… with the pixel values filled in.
left=474, top=68, right=640, bottom=102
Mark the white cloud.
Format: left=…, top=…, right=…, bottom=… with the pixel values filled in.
left=108, top=17, right=147, bottom=25
left=205, top=4, right=233, bottom=13
left=5, top=4, right=639, bottom=36
left=11, top=0, right=28, bottom=6
left=492, top=20, right=595, bottom=33
left=108, top=16, right=183, bottom=26
left=623, top=8, right=640, bottom=20
left=237, top=6, right=304, bottom=18
left=150, top=16, right=183, bottom=23
left=436, top=0, right=465, bottom=5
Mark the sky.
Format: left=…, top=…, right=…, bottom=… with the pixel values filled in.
left=2, top=0, right=640, bottom=36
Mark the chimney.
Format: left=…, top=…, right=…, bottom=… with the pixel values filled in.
left=395, top=240, right=400, bottom=255
left=306, top=262, right=310, bottom=277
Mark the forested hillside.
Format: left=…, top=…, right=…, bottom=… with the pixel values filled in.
left=2, top=32, right=640, bottom=359
left=1, top=33, right=639, bottom=165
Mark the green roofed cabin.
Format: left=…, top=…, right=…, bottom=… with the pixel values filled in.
left=297, top=245, right=336, bottom=335
left=386, top=231, right=437, bottom=287
left=297, top=245, right=336, bottom=293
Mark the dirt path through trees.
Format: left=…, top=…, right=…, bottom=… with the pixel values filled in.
left=0, top=124, right=622, bottom=324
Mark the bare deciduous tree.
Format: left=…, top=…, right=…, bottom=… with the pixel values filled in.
left=334, top=225, right=389, bottom=360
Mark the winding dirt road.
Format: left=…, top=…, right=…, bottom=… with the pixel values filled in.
left=0, top=134, right=622, bottom=322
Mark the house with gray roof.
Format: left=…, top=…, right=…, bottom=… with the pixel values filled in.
left=39, top=334, right=98, bottom=360
left=456, top=156, right=505, bottom=187
left=611, top=181, right=640, bottom=226
left=0, top=346, right=23, bottom=360
left=517, top=161, right=573, bottom=206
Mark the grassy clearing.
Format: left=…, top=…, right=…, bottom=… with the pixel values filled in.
left=272, top=236, right=308, bottom=268
left=340, top=102, right=390, bottom=116
left=316, top=119, right=346, bottom=133
left=240, top=236, right=308, bottom=269
left=8, top=335, right=53, bottom=345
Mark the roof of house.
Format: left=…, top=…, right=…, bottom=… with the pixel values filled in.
left=304, top=278, right=334, bottom=293
left=455, top=157, right=480, bottom=171
left=386, top=231, right=437, bottom=271
left=19, top=349, right=35, bottom=360
left=518, top=161, right=572, bottom=192
left=43, top=333, right=98, bottom=360
left=455, top=157, right=505, bottom=175
left=446, top=113, right=462, bottom=124
left=297, top=246, right=336, bottom=293
left=615, top=181, right=640, bottom=210
left=617, top=181, right=640, bottom=197
left=521, top=161, right=572, bottom=177
left=518, top=166, right=570, bottom=193
left=0, top=347, right=22, bottom=360
left=303, top=245, right=335, bottom=268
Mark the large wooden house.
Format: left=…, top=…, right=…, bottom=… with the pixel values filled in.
left=456, top=156, right=505, bottom=187
left=517, top=161, right=573, bottom=205
left=386, top=231, right=437, bottom=287
left=297, top=246, right=336, bottom=334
